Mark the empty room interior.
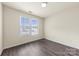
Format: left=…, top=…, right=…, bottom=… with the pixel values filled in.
left=0, top=2, right=79, bottom=56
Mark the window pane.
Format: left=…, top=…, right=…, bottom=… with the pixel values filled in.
left=20, top=16, right=29, bottom=26
left=31, top=28, right=38, bottom=35
left=31, top=19, right=38, bottom=26
left=20, top=16, right=30, bottom=34
left=31, top=18, right=39, bottom=35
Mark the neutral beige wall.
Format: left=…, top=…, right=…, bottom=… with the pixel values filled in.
left=45, top=7, right=79, bottom=49
left=0, top=3, right=3, bottom=55
left=3, top=5, right=44, bottom=49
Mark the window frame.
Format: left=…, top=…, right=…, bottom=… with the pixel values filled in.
left=20, top=16, right=39, bottom=35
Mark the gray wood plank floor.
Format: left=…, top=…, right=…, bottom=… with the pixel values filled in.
left=1, top=39, right=79, bottom=56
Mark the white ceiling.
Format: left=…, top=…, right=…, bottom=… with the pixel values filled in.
left=3, top=2, right=79, bottom=18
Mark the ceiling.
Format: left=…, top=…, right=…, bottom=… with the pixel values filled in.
left=3, top=2, right=79, bottom=18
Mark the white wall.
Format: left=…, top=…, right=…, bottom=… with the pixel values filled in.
left=0, top=3, right=3, bottom=55
left=45, top=7, right=79, bottom=49
left=3, top=5, right=44, bottom=49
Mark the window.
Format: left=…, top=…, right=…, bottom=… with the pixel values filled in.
left=20, top=16, right=39, bottom=35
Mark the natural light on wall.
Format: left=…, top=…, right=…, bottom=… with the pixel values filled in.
left=20, top=16, right=39, bottom=35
